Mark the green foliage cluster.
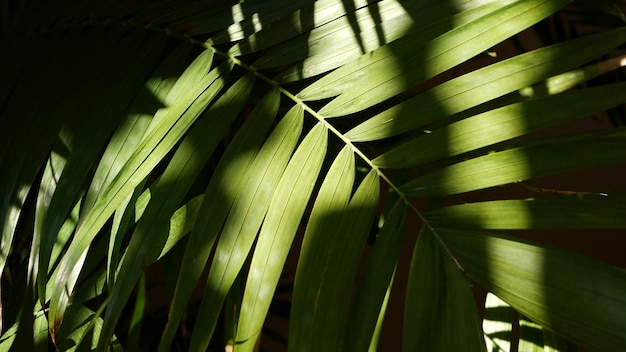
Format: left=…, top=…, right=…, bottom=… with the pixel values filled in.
left=1, top=0, right=626, bottom=351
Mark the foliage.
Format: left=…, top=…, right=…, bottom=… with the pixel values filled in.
left=1, top=0, right=626, bottom=351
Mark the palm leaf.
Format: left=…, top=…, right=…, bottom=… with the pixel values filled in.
left=2, top=0, right=626, bottom=351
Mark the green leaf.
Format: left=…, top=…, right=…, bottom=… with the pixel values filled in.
left=290, top=145, right=355, bottom=351
left=346, top=26, right=626, bottom=141
left=1, top=30, right=123, bottom=302
left=223, top=0, right=367, bottom=51
left=157, top=90, right=280, bottom=351
left=343, top=200, right=407, bottom=352
left=34, top=32, right=165, bottom=302
left=290, top=164, right=379, bottom=351
left=156, top=194, right=204, bottom=260
left=97, top=71, right=253, bottom=351
left=424, top=193, right=626, bottom=229
left=296, top=0, right=519, bottom=100
left=126, top=273, right=146, bottom=352
left=374, top=82, right=626, bottom=168
left=48, top=50, right=226, bottom=337
left=311, top=0, right=570, bottom=117
left=0, top=321, right=18, bottom=351
left=33, top=303, right=48, bottom=352
left=186, top=103, right=302, bottom=352
left=401, top=129, right=626, bottom=196
left=81, top=42, right=191, bottom=215
left=403, top=226, right=486, bottom=352
left=235, top=123, right=328, bottom=351
left=55, top=304, right=122, bottom=352
left=265, top=0, right=416, bottom=81
left=440, top=229, right=626, bottom=351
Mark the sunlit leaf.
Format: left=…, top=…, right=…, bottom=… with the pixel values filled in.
left=291, top=164, right=379, bottom=351
left=186, top=104, right=302, bottom=352
left=424, top=193, right=626, bottom=229
left=401, top=129, right=626, bottom=196
left=296, top=0, right=520, bottom=99
left=48, top=50, right=227, bottom=337
left=374, top=82, right=626, bottom=168
left=441, top=229, right=626, bottom=351
left=347, top=27, right=626, bottom=141
left=235, top=123, right=327, bottom=351
left=97, top=72, right=253, bottom=350
left=55, top=304, right=122, bottom=352
left=310, top=0, right=570, bottom=117
left=3, top=1, right=626, bottom=351
left=290, top=146, right=355, bottom=351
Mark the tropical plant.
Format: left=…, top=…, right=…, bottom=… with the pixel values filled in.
left=2, top=0, right=626, bottom=351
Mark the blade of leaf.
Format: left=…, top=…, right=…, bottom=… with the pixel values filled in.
left=440, top=229, right=626, bottom=351
left=0, top=31, right=114, bottom=313
left=311, top=0, right=570, bottom=117
left=208, top=0, right=347, bottom=44
left=288, top=0, right=517, bottom=85
left=266, top=0, right=415, bottom=80
left=81, top=42, right=191, bottom=216
left=518, top=317, right=544, bottom=352
left=540, top=324, right=574, bottom=352
left=126, top=273, right=146, bottom=352
left=343, top=199, right=407, bottom=352
left=55, top=303, right=123, bottom=352
left=374, top=81, right=626, bottom=168
left=97, top=72, right=253, bottom=351
left=368, top=276, right=392, bottom=352
left=155, top=194, right=204, bottom=260
left=90, top=44, right=192, bottom=290
left=107, top=183, right=147, bottom=291
left=234, top=123, right=328, bottom=352
left=403, top=226, right=486, bottom=352
left=33, top=302, right=48, bottom=352
left=185, top=104, right=303, bottom=352
left=291, top=168, right=380, bottom=351
left=48, top=51, right=226, bottom=337
left=424, top=193, right=626, bottom=230
left=317, top=169, right=379, bottom=348
left=346, top=27, right=626, bottom=141
left=289, top=145, right=355, bottom=351
left=158, top=89, right=280, bottom=350
left=34, top=32, right=164, bottom=303
left=519, top=315, right=546, bottom=352
left=401, top=129, right=626, bottom=196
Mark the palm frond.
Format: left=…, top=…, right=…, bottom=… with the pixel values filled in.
left=2, top=0, right=626, bottom=351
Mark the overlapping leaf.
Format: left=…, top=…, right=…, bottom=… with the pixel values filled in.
left=403, top=226, right=486, bottom=351
left=186, top=103, right=303, bottom=352
left=290, top=148, right=379, bottom=351
left=343, top=200, right=407, bottom=352
left=346, top=27, right=626, bottom=141
left=234, top=123, right=327, bottom=351
left=441, top=229, right=626, bottom=351
left=158, top=88, right=280, bottom=351
left=301, top=0, right=571, bottom=115
left=48, top=47, right=225, bottom=336
left=425, top=193, right=626, bottom=229
left=401, top=128, right=626, bottom=196
left=2, top=0, right=626, bottom=351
